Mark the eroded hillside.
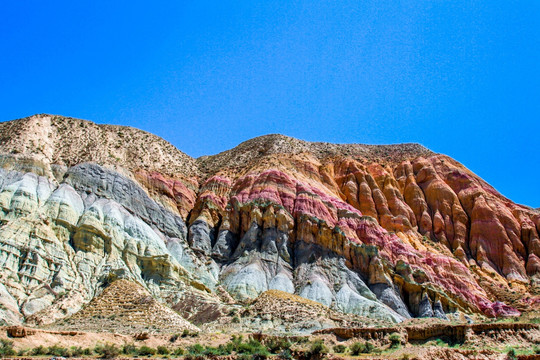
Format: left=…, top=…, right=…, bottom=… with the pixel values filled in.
left=0, top=114, right=538, bottom=333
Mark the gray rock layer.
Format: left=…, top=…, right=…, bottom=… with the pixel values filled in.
left=0, top=162, right=214, bottom=325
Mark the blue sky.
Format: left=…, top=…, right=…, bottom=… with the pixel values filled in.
left=1, top=1, right=539, bottom=207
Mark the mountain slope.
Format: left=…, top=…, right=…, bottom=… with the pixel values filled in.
left=0, top=114, right=538, bottom=331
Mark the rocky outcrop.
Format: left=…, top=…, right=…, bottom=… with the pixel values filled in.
left=0, top=114, right=538, bottom=330
left=5, top=326, right=36, bottom=337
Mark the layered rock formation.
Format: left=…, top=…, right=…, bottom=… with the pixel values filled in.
left=0, top=115, right=213, bottom=329
left=0, top=114, right=538, bottom=331
left=190, top=135, right=539, bottom=321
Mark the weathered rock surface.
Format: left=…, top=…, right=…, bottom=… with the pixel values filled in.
left=0, top=114, right=538, bottom=331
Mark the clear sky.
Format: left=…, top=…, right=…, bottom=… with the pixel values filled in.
left=1, top=1, right=539, bottom=207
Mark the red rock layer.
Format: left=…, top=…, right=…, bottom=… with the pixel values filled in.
left=134, top=170, right=198, bottom=219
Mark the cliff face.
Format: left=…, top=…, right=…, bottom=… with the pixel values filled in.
left=190, top=136, right=539, bottom=321
left=0, top=114, right=538, bottom=329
